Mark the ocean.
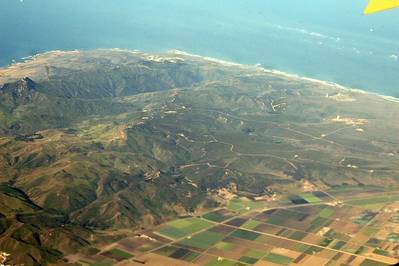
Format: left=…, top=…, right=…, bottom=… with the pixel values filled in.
left=0, top=0, right=398, bottom=96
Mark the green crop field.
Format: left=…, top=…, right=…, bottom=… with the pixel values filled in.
left=245, top=250, right=267, bottom=259
left=181, top=251, right=201, bottom=262
left=331, top=240, right=347, bottom=250
left=90, top=262, right=114, bottom=266
left=318, top=207, right=334, bottom=218
left=226, top=198, right=263, bottom=214
left=156, top=218, right=212, bottom=239
left=230, top=229, right=260, bottom=241
left=207, top=258, right=244, bottom=266
left=345, top=195, right=399, bottom=210
left=300, top=193, right=322, bottom=203
left=179, top=231, right=225, bottom=249
left=263, top=253, right=293, bottom=265
left=360, top=259, right=390, bottom=266
left=241, top=219, right=262, bottom=230
left=203, top=212, right=228, bottom=222
left=289, top=231, right=307, bottom=241
left=108, top=248, right=134, bottom=259
left=238, top=256, right=258, bottom=264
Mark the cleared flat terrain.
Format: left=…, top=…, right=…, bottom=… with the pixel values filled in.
left=74, top=192, right=399, bottom=266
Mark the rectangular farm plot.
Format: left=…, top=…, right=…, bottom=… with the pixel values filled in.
left=238, top=249, right=268, bottom=265
left=136, top=240, right=164, bottom=252
left=230, top=229, right=261, bottom=241
left=253, top=223, right=284, bottom=235
left=263, top=252, right=294, bottom=265
left=318, top=207, right=335, bottom=219
left=153, top=245, right=179, bottom=257
left=288, top=230, right=308, bottom=241
left=352, top=211, right=378, bottom=225
left=238, top=256, right=258, bottom=264
left=288, top=191, right=332, bottom=205
left=226, top=198, right=264, bottom=214
left=254, top=208, right=313, bottom=231
left=300, top=193, right=323, bottom=203
left=209, top=225, right=236, bottom=235
left=101, top=248, right=134, bottom=261
left=240, top=219, right=262, bottom=230
left=246, top=249, right=268, bottom=260
left=143, top=200, right=399, bottom=266
left=206, top=257, right=245, bottom=266
left=153, top=245, right=201, bottom=262
left=203, top=209, right=235, bottom=223
left=179, top=230, right=225, bottom=250
left=214, top=241, right=237, bottom=252
left=225, top=217, right=249, bottom=227
left=155, top=217, right=212, bottom=239
left=345, top=195, right=399, bottom=211
left=181, top=251, right=201, bottom=262
left=360, top=259, right=391, bottom=266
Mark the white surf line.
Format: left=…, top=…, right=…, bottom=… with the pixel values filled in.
left=168, top=50, right=399, bottom=105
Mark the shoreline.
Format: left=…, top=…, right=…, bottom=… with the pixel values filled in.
left=2, top=48, right=399, bottom=104
left=170, top=49, right=399, bottom=104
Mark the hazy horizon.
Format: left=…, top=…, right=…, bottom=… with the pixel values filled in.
left=1, top=0, right=398, bottom=96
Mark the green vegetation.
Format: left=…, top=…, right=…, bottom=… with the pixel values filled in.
left=156, top=227, right=187, bottom=239
left=263, top=253, right=293, bottom=265
left=318, top=207, right=334, bottom=218
left=304, top=246, right=324, bottom=255
left=352, top=211, right=377, bottom=225
left=345, top=195, right=399, bottom=210
left=230, top=229, right=260, bottom=241
left=355, top=246, right=368, bottom=255
left=179, top=231, right=225, bottom=249
left=363, top=227, right=379, bottom=237
left=373, top=248, right=390, bottom=256
left=241, top=219, right=262, bottom=230
left=245, top=250, right=267, bottom=259
left=203, top=211, right=228, bottom=222
left=265, top=216, right=285, bottom=226
left=331, top=240, right=347, bottom=250
left=366, top=238, right=382, bottom=248
left=106, top=248, right=134, bottom=259
left=387, top=233, right=399, bottom=243
left=360, top=259, right=390, bottom=266
left=207, top=258, right=245, bottom=266
left=238, top=256, right=258, bottom=264
left=226, top=198, right=263, bottom=214
left=289, top=231, right=307, bottom=241
left=300, top=193, right=322, bottom=203
left=181, top=251, right=201, bottom=262
left=319, top=238, right=334, bottom=247
left=156, top=218, right=212, bottom=239
left=306, top=217, right=328, bottom=232
left=90, top=262, right=114, bottom=266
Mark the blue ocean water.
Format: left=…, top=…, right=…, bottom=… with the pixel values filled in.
left=0, top=0, right=398, bottom=96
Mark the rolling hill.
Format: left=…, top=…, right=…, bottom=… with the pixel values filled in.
left=0, top=49, right=398, bottom=265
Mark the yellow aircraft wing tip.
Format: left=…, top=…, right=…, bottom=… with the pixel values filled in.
left=364, top=0, right=399, bottom=15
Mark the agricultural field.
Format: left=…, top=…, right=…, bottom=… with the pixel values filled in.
left=72, top=193, right=399, bottom=266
